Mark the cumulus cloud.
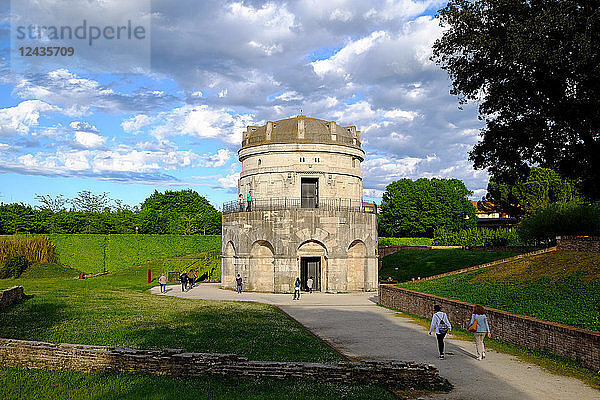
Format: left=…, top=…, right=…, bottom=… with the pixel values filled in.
left=0, top=100, right=58, bottom=136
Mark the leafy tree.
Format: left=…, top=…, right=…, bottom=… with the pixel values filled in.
left=379, top=178, right=476, bottom=237
left=35, top=194, right=67, bottom=212
left=518, top=200, right=600, bottom=243
left=485, top=167, right=581, bottom=218
left=432, top=0, right=600, bottom=200
left=141, top=190, right=221, bottom=235
left=70, top=191, right=111, bottom=213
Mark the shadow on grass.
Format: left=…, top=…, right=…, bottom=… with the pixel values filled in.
left=0, top=298, right=67, bottom=341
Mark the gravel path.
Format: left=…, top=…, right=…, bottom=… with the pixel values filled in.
left=152, top=283, right=599, bottom=400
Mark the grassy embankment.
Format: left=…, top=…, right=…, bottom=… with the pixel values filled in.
left=0, top=236, right=392, bottom=399
left=400, top=251, right=600, bottom=331
left=380, top=248, right=522, bottom=282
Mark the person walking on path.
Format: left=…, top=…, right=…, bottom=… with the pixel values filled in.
left=190, top=269, right=198, bottom=288
left=470, top=304, right=491, bottom=360
left=246, top=190, right=253, bottom=211
left=293, top=277, right=301, bottom=300
left=179, top=271, right=188, bottom=292
left=429, top=304, right=452, bottom=359
left=306, top=276, right=314, bottom=294
left=236, top=274, right=243, bottom=294
left=159, top=273, right=168, bottom=293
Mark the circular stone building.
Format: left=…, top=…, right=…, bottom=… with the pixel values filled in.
left=221, top=115, right=378, bottom=293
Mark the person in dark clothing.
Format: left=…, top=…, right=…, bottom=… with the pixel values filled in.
left=236, top=274, right=243, bottom=293
left=179, top=271, right=188, bottom=292
left=293, top=277, right=301, bottom=300
left=246, top=190, right=252, bottom=211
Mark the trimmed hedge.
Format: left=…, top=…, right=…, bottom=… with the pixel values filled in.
left=378, top=237, right=434, bottom=246
left=433, top=228, right=523, bottom=247
left=49, top=234, right=221, bottom=273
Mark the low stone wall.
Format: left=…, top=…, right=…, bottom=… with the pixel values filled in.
left=379, top=285, right=600, bottom=371
left=557, top=236, right=600, bottom=252
left=0, top=286, right=24, bottom=308
left=0, top=338, right=451, bottom=391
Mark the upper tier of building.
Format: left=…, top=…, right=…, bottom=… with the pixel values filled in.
left=242, top=115, right=361, bottom=149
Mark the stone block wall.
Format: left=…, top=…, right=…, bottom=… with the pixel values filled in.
left=0, top=286, right=24, bottom=308
left=556, top=236, right=600, bottom=252
left=379, top=285, right=600, bottom=371
left=0, top=338, right=450, bottom=391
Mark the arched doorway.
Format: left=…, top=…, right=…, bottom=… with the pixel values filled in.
left=347, top=240, right=366, bottom=291
left=297, top=240, right=327, bottom=292
left=249, top=240, right=275, bottom=292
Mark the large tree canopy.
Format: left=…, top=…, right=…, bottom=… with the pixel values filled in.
left=432, top=0, right=600, bottom=199
left=379, top=178, right=476, bottom=237
left=485, top=167, right=581, bottom=218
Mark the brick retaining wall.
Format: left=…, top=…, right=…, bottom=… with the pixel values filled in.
left=0, top=286, right=24, bottom=308
left=0, top=338, right=451, bottom=391
left=379, top=285, right=600, bottom=371
left=557, top=236, right=600, bottom=252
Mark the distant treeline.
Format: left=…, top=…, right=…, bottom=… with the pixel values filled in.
left=0, top=189, right=221, bottom=235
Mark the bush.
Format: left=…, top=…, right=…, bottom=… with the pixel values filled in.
left=434, top=227, right=524, bottom=247
left=378, top=237, right=434, bottom=246
left=517, top=201, right=600, bottom=243
left=0, top=235, right=56, bottom=265
left=0, top=255, right=30, bottom=279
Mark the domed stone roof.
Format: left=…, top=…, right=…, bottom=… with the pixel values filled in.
left=242, top=115, right=361, bottom=149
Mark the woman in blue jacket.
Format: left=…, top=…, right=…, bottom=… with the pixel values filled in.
left=470, top=304, right=491, bottom=360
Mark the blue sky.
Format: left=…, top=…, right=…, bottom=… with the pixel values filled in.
left=0, top=0, right=488, bottom=209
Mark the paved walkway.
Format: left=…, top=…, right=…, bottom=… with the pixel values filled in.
left=152, top=283, right=598, bottom=399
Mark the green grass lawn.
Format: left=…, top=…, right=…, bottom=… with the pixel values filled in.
left=380, top=248, right=522, bottom=282
left=401, top=251, right=600, bottom=331
left=0, top=262, right=393, bottom=399
left=0, top=367, right=389, bottom=400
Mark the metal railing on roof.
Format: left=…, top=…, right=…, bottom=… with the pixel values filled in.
left=222, top=197, right=376, bottom=214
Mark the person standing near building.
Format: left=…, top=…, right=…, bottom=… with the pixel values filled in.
left=306, top=276, right=314, bottom=294
left=236, top=274, right=243, bottom=294
left=293, top=277, right=301, bottom=300
left=429, top=304, right=452, bottom=360
left=470, top=305, right=491, bottom=360
left=246, top=190, right=252, bottom=211
left=239, top=193, right=244, bottom=212
left=158, top=273, right=167, bottom=293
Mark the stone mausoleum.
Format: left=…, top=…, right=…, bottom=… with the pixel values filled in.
left=221, top=115, right=378, bottom=293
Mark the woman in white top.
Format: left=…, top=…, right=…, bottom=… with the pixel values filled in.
left=470, top=304, right=491, bottom=360
left=429, top=304, right=452, bottom=359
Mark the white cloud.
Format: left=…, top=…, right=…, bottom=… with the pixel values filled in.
left=0, top=100, right=58, bottom=136
left=74, top=131, right=106, bottom=148
left=122, top=115, right=153, bottom=133
left=383, top=109, right=420, bottom=121
left=275, top=91, right=303, bottom=101
left=216, top=172, right=240, bottom=189
left=312, top=30, right=388, bottom=78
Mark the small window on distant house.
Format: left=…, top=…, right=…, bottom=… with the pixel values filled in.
left=314, top=157, right=320, bottom=163
left=353, top=138, right=357, bottom=145
left=300, top=157, right=305, bottom=162
left=352, top=158, right=357, bottom=168
left=258, top=159, right=262, bottom=166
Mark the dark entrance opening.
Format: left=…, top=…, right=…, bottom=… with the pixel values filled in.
left=300, top=257, right=320, bottom=291
left=301, top=178, right=318, bottom=208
